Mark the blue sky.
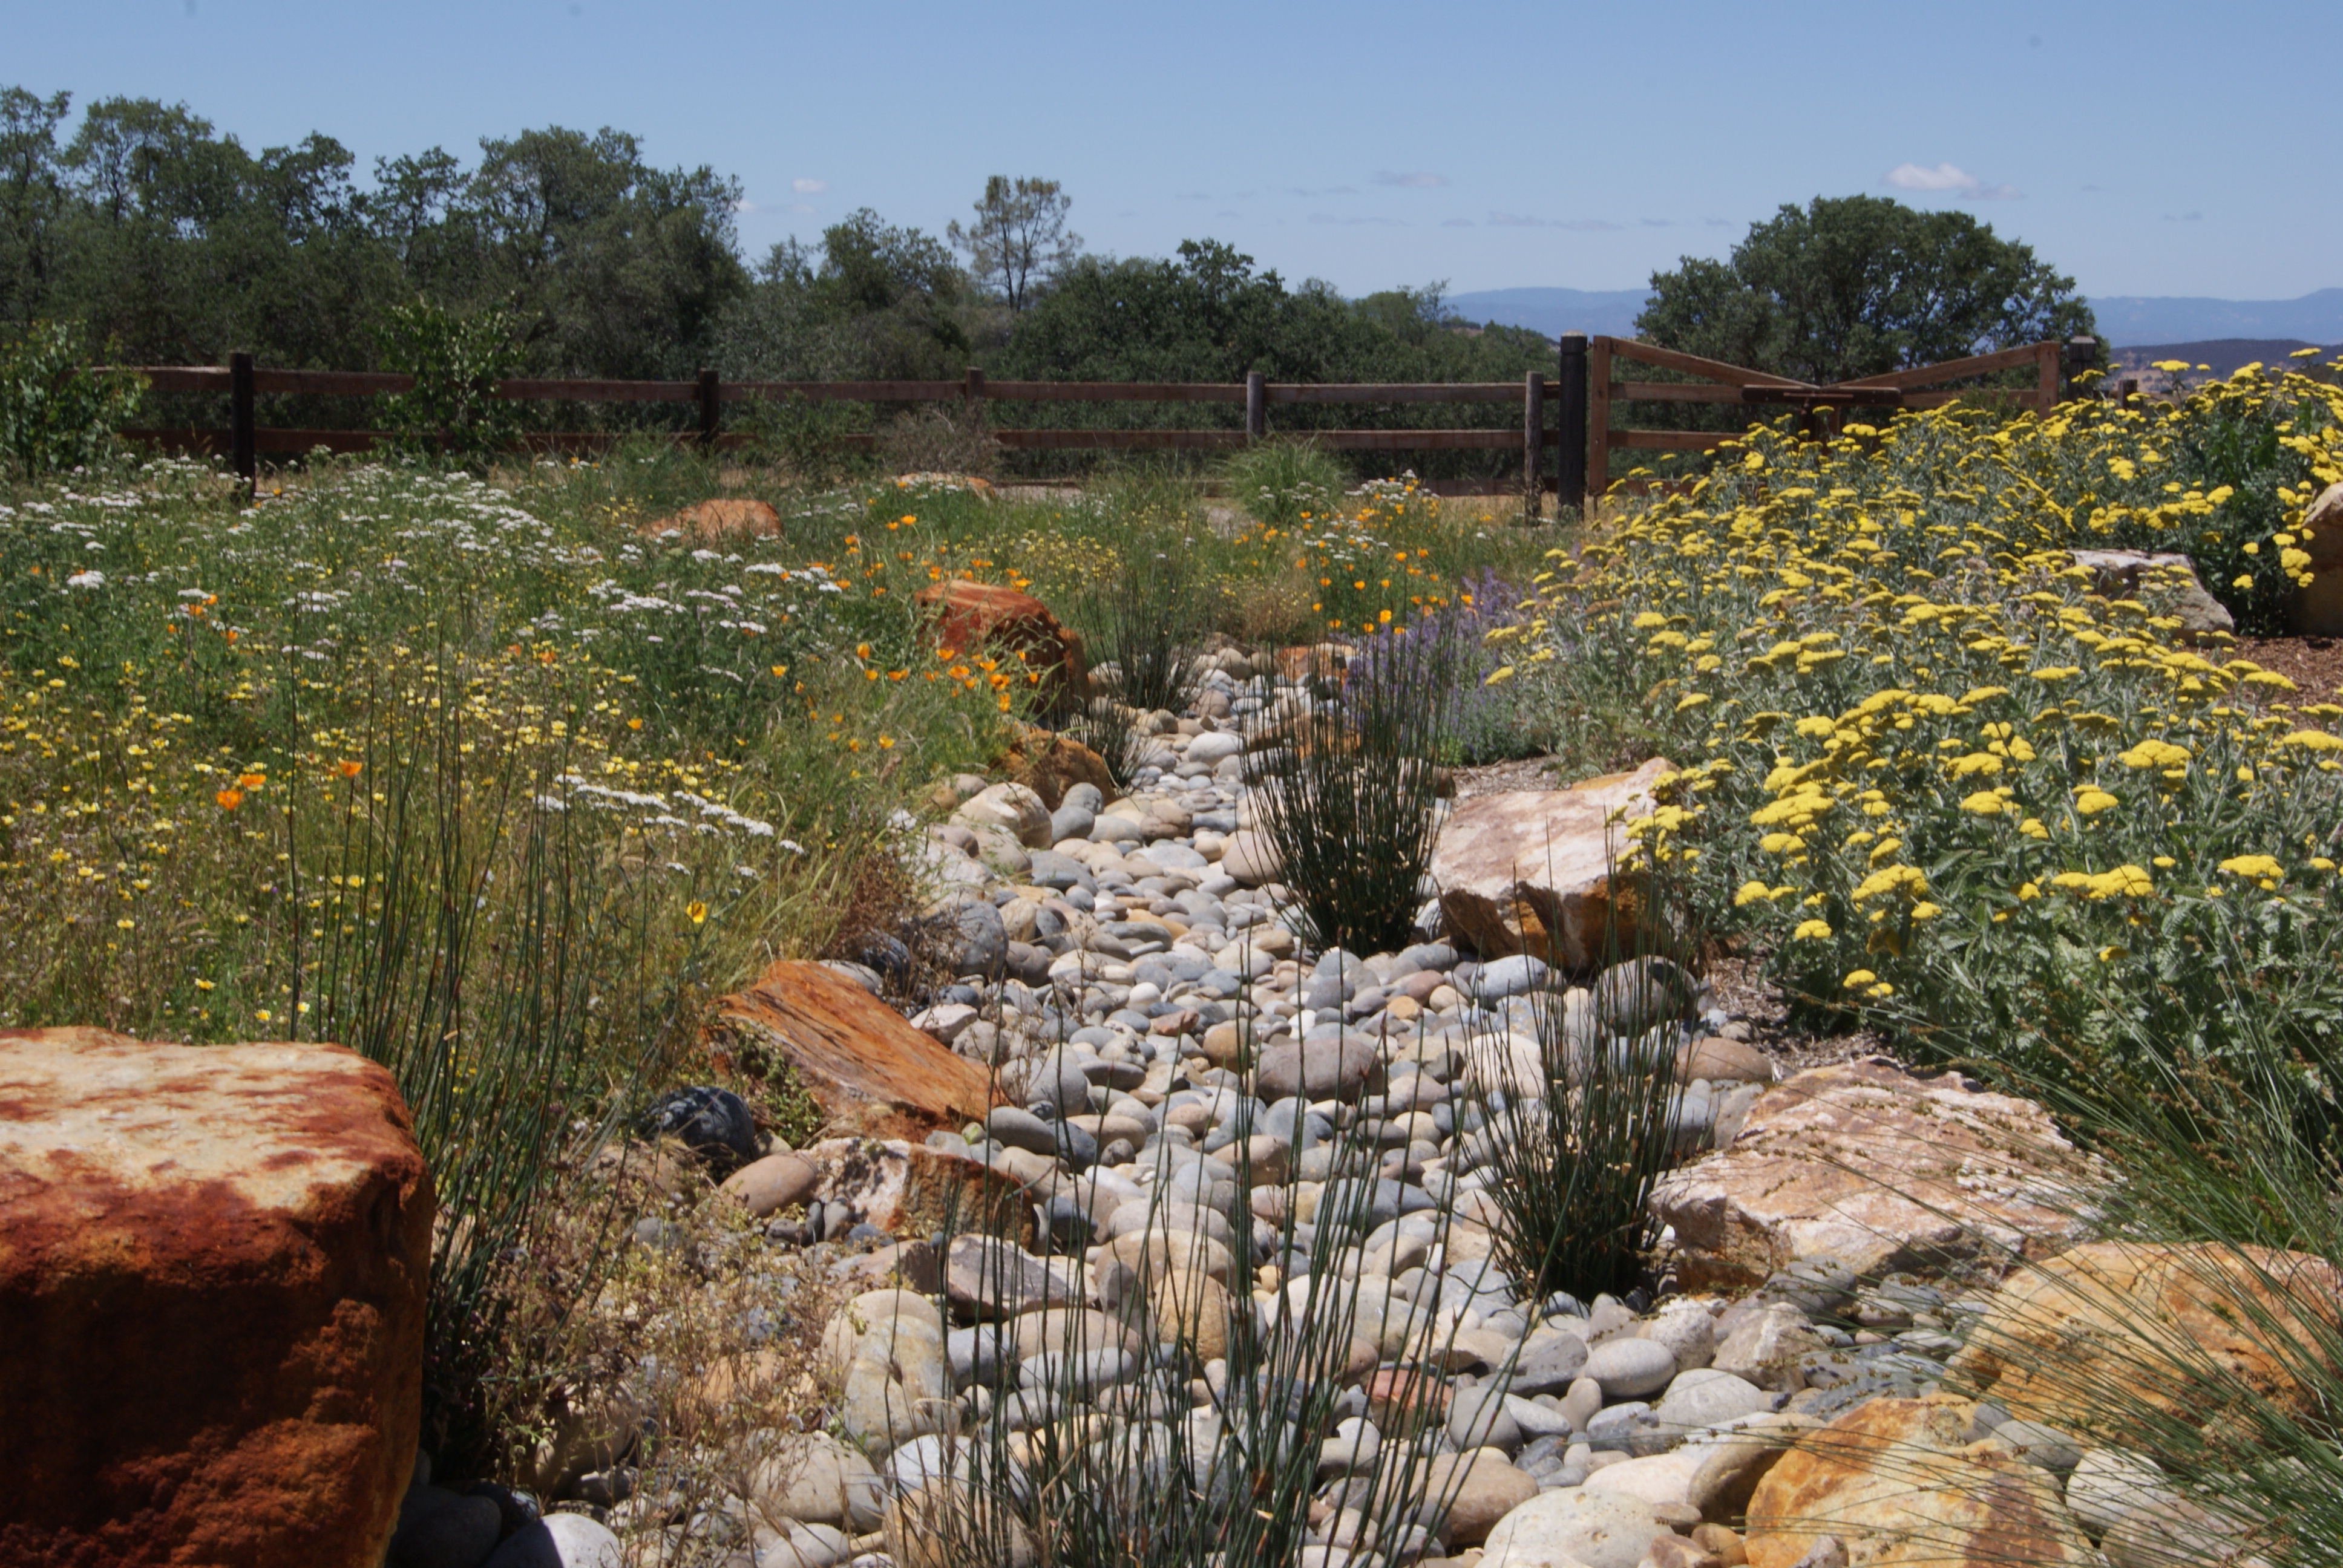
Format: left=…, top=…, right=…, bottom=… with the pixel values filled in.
left=10, top=0, right=2338, bottom=301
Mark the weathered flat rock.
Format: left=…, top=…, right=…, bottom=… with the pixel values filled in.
left=1947, top=1240, right=2343, bottom=1433
left=0, top=1027, right=431, bottom=1568
left=1745, top=1394, right=2097, bottom=1568
left=1650, top=1056, right=2091, bottom=1292
left=1430, top=757, right=1674, bottom=965
left=704, top=959, right=995, bottom=1142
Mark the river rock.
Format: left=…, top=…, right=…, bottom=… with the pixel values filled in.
left=953, top=782, right=1055, bottom=849
left=1585, top=1337, right=1677, bottom=1399
left=1710, top=1304, right=1826, bottom=1393
left=479, top=1512, right=621, bottom=1568
left=746, top=1431, right=886, bottom=1532
left=1255, top=1036, right=1381, bottom=1103
left=1423, top=1448, right=1540, bottom=1546
left=702, top=960, right=995, bottom=1142
left=1428, top=757, right=1676, bottom=965
left=477, top=1509, right=618, bottom=1566
left=719, top=1151, right=820, bottom=1218
left=824, top=1290, right=951, bottom=1448
left=1219, top=830, right=1283, bottom=887
left=1476, top=1485, right=1668, bottom=1568
left=1650, top=1057, right=2091, bottom=1292
left=1744, top=1394, right=2097, bottom=1568
left=0, top=1027, right=431, bottom=1568
left=2288, top=480, right=2343, bottom=635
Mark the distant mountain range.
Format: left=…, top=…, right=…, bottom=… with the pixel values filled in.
left=1446, top=286, right=2343, bottom=349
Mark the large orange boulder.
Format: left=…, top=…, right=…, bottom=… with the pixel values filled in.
left=1745, top=1394, right=2097, bottom=1568
left=643, top=497, right=782, bottom=543
left=702, top=960, right=997, bottom=1143
left=0, top=1027, right=432, bottom=1568
left=995, top=725, right=1115, bottom=811
left=914, top=579, right=1087, bottom=716
left=1947, top=1240, right=2343, bottom=1438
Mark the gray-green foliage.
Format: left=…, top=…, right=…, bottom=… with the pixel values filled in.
left=1067, top=524, right=1216, bottom=786
left=0, top=318, right=142, bottom=477
left=1220, top=438, right=1349, bottom=531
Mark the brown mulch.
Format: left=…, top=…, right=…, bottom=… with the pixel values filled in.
left=2233, top=635, right=2343, bottom=705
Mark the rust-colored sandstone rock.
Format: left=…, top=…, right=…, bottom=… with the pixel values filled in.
left=702, top=959, right=997, bottom=1143
left=642, top=497, right=782, bottom=543
left=914, top=578, right=1087, bottom=716
left=0, top=1027, right=433, bottom=1568
left=1430, top=757, right=1674, bottom=965
left=1650, top=1057, right=2089, bottom=1292
left=1745, top=1394, right=2097, bottom=1568
left=1947, top=1240, right=2343, bottom=1435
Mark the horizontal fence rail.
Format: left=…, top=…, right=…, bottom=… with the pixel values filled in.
left=1588, top=335, right=2099, bottom=500
left=110, top=332, right=2103, bottom=509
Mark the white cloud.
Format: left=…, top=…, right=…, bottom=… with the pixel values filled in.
left=1374, top=171, right=1450, bottom=188
left=1886, top=162, right=1981, bottom=193
left=791, top=177, right=827, bottom=195
left=1884, top=162, right=2021, bottom=200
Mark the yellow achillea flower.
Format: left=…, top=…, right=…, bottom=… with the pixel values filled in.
left=2074, top=788, right=2120, bottom=815
left=1959, top=791, right=2006, bottom=815
left=1792, top=918, right=1833, bottom=941
left=2217, top=854, right=2283, bottom=881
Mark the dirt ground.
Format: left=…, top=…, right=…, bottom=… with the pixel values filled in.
left=2233, top=634, right=2343, bottom=704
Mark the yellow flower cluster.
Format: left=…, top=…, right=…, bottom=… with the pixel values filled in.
left=1519, top=366, right=2343, bottom=1018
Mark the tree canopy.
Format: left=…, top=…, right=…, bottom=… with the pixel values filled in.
left=1636, top=195, right=2097, bottom=384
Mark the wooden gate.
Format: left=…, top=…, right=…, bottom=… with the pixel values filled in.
left=1584, top=335, right=2092, bottom=499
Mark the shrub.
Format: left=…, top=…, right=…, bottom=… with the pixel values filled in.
left=374, top=299, right=526, bottom=471
left=0, top=320, right=144, bottom=479
left=1219, top=437, right=1349, bottom=531
left=1470, top=958, right=1689, bottom=1303
left=733, top=390, right=870, bottom=488
left=1502, top=367, right=2343, bottom=1117
left=1064, top=526, right=1215, bottom=785
left=1245, top=616, right=1465, bottom=952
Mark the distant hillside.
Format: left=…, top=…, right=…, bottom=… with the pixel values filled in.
left=2110, top=339, right=2341, bottom=377
left=1445, top=288, right=1650, bottom=339
left=2089, top=290, right=2343, bottom=347
left=1447, top=286, right=2343, bottom=351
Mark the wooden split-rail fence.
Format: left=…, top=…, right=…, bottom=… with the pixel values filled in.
left=116, top=333, right=2102, bottom=514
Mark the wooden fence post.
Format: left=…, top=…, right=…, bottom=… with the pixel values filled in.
left=1245, top=371, right=1265, bottom=441
left=963, top=367, right=987, bottom=430
left=1556, top=333, right=1588, bottom=512
left=229, top=351, right=255, bottom=491
left=1522, top=371, right=1545, bottom=523
left=2035, top=342, right=2060, bottom=414
left=1587, top=337, right=1613, bottom=509
left=2063, top=335, right=2099, bottom=401
left=697, top=368, right=721, bottom=449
